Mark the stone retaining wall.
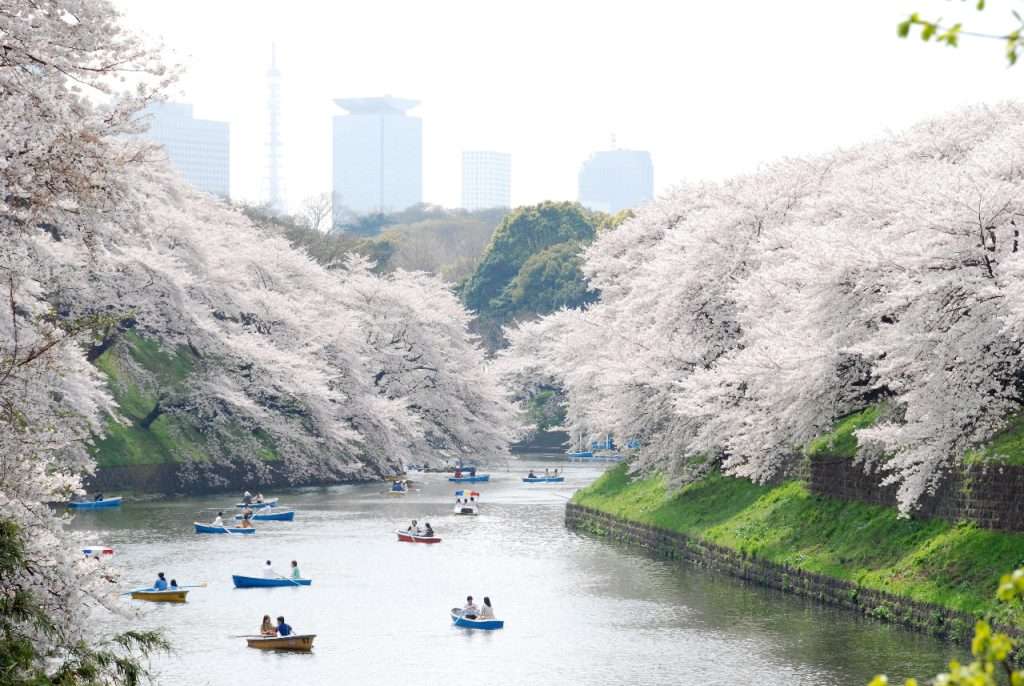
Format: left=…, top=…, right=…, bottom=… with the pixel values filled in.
left=565, top=502, right=1014, bottom=641
left=809, top=459, right=1024, bottom=531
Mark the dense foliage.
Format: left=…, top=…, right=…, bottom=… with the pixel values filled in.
left=505, top=103, right=1024, bottom=513
left=0, top=0, right=514, bottom=678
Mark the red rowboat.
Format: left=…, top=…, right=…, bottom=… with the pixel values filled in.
left=395, top=529, right=442, bottom=544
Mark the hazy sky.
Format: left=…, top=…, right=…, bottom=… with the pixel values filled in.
left=115, top=0, right=1023, bottom=212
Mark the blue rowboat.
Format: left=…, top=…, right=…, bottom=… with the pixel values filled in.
left=522, top=476, right=565, bottom=483
left=522, top=477, right=546, bottom=483
left=448, top=475, right=490, bottom=483
left=231, top=575, right=311, bottom=588
left=68, top=497, right=122, bottom=509
left=235, top=498, right=278, bottom=509
left=233, top=510, right=295, bottom=522
left=450, top=609, right=503, bottom=630
left=545, top=476, right=565, bottom=483
left=194, top=522, right=255, bottom=535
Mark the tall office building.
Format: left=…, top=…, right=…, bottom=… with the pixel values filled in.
left=144, top=102, right=230, bottom=199
left=578, top=149, right=653, bottom=213
left=461, top=151, right=511, bottom=210
left=332, top=96, right=421, bottom=219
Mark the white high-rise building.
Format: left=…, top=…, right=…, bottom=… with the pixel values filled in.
left=144, top=102, right=230, bottom=199
left=461, top=151, right=511, bottom=210
left=266, top=44, right=285, bottom=213
left=332, top=96, right=421, bottom=220
left=578, top=149, right=653, bottom=213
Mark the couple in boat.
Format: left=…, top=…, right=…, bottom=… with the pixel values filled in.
left=458, top=595, right=494, bottom=620
left=258, top=614, right=294, bottom=637
left=406, top=520, right=434, bottom=537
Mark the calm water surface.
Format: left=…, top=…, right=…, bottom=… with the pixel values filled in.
left=71, top=460, right=963, bottom=685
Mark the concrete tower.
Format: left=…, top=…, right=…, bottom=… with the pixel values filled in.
left=266, top=43, right=285, bottom=213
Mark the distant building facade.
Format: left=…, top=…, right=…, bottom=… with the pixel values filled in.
left=577, top=149, right=653, bottom=213
left=332, top=96, right=422, bottom=219
left=144, top=102, right=230, bottom=199
left=461, top=151, right=511, bottom=210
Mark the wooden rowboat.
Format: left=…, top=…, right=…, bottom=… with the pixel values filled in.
left=450, top=608, right=503, bottom=630
left=246, top=634, right=316, bottom=652
left=130, top=588, right=189, bottom=603
left=396, top=529, right=441, bottom=544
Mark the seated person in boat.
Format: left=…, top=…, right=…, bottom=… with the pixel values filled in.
left=276, top=616, right=293, bottom=637
left=407, top=520, right=419, bottom=534
left=170, top=579, right=179, bottom=589
left=527, top=470, right=536, bottom=479
left=260, top=615, right=275, bottom=637
left=423, top=523, right=434, bottom=537
left=153, top=572, right=168, bottom=591
left=238, top=514, right=254, bottom=528
left=242, top=491, right=253, bottom=505
left=478, top=597, right=494, bottom=619
left=211, top=511, right=224, bottom=527
left=454, top=468, right=463, bottom=478
left=255, top=493, right=265, bottom=504
left=290, top=560, right=301, bottom=580
left=462, top=596, right=480, bottom=619
left=263, top=560, right=276, bottom=578
left=94, top=492, right=104, bottom=501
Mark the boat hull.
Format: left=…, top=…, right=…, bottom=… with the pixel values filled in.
left=232, top=575, right=311, bottom=588
left=235, top=498, right=278, bottom=509
left=448, top=475, right=490, bottom=483
left=131, top=589, right=189, bottom=603
left=522, top=476, right=565, bottom=483
left=396, top=530, right=441, bottom=543
left=82, top=545, right=114, bottom=557
left=233, top=510, right=294, bottom=522
left=194, top=522, right=256, bottom=534
left=68, top=497, right=122, bottom=509
left=246, top=634, right=316, bottom=652
left=450, top=609, right=503, bottom=630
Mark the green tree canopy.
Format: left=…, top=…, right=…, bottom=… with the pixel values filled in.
left=461, top=201, right=599, bottom=314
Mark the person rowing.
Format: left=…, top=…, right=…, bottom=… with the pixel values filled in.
left=528, top=470, right=537, bottom=479
left=423, top=522, right=434, bottom=537
left=242, top=491, right=253, bottom=506
left=153, top=572, right=168, bottom=591
left=407, top=520, right=419, bottom=535
left=461, top=595, right=480, bottom=619
left=290, top=560, right=301, bottom=580
left=211, top=511, right=224, bottom=527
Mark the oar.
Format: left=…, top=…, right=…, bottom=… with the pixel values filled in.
left=229, top=634, right=265, bottom=638
left=274, top=570, right=302, bottom=586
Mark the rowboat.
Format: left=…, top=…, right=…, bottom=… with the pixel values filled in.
left=454, top=502, right=478, bottom=515
left=130, top=588, right=189, bottom=603
left=68, top=497, right=122, bottom=509
left=450, top=609, right=503, bottom=630
left=235, top=498, right=278, bottom=509
left=231, top=575, right=312, bottom=588
left=522, top=476, right=565, bottom=483
left=233, top=510, right=295, bottom=522
left=453, top=490, right=479, bottom=515
left=82, top=545, right=114, bottom=557
left=194, top=522, right=256, bottom=535
left=388, top=488, right=408, bottom=496
left=246, top=634, right=316, bottom=652
left=448, top=474, right=490, bottom=483
left=396, top=529, right=441, bottom=544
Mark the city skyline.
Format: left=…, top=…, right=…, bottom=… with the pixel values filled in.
left=144, top=101, right=230, bottom=199
left=115, top=1, right=1024, bottom=213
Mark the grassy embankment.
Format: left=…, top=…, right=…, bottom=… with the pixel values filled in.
left=573, top=410, right=1024, bottom=628
left=91, top=330, right=279, bottom=467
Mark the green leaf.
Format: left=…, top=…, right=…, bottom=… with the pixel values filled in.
left=977, top=0, right=985, bottom=10
left=897, top=19, right=912, bottom=38
left=921, top=22, right=937, bottom=41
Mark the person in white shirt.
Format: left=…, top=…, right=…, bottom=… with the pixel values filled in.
left=263, top=560, right=276, bottom=579
left=211, top=512, right=224, bottom=527
left=462, top=595, right=480, bottom=619
left=478, top=597, right=494, bottom=619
